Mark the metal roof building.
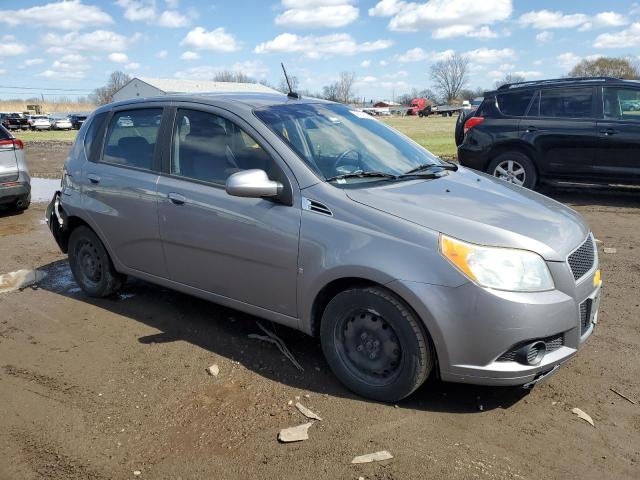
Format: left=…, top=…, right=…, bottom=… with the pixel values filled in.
left=112, top=77, right=278, bottom=102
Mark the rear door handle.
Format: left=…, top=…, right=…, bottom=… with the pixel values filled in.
left=600, top=128, right=618, bottom=136
left=87, top=174, right=100, bottom=184
left=167, top=192, right=186, bottom=205
left=525, top=126, right=537, bottom=133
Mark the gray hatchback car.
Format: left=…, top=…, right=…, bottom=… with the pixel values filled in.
left=47, top=93, right=601, bottom=402
left=0, top=125, right=30, bottom=211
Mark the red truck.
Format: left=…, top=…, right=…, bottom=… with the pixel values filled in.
left=407, top=98, right=433, bottom=117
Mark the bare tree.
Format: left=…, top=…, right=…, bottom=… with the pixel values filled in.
left=212, top=70, right=254, bottom=83
left=322, top=71, right=356, bottom=104
left=278, top=74, right=299, bottom=94
left=91, top=71, right=131, bottom=105
left=430, top=54, right=469, bottom=103
left=494, top=73, right=526, bottom=89
left=569, top=57, right=639, bottom=79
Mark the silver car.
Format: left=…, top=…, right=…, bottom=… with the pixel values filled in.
left=0, top=125, right=30, bottom=211
left=46, top=94, right=601, bottom=402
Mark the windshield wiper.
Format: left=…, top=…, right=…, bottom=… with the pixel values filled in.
left=403, top=162, right=458, bottom=175
left=326, top=171, right=397, bottom=182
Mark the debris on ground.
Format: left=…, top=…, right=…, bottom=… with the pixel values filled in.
left=133, top=471, right=141, bottom=476
left=351, top=451, right=394, bottom=464
left=248, top=322, right=304, bottom=371
left=603, top=247, right=617, bottom=254
left=0, top=269, right=47, bottom=294
left=571, top=407, right=595, bottom=427
left=295, top=402, right=322, bottom=421
left=610, top=387, right=636, bottom=405
left=278, top=422, right=314, bottom=443
left=206, top=364, right=220, bottom=377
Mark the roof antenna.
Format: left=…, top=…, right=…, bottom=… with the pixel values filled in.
left=281, top=62, right=300, bottom=99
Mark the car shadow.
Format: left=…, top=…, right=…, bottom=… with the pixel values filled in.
left=0, top=206, right=25, bottom=218
left=34, top=259, right=529, bottom=414
left=538, top=182, right=640, bottom=208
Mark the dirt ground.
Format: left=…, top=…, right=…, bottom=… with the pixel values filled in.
left=0, top=146, right=639, bottom=479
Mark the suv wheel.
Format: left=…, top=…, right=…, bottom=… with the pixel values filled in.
left=68, top=226, right=125, bottom=297
left=320, top=287, right=433, bottom=402
left=487, top=152, right=537, bottom=189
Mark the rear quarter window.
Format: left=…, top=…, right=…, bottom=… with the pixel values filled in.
left=83, top=112, right=108, bottom=159
left=496, top=91, right=535, bottom=116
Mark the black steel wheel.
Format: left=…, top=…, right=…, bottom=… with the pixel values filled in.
left=320, top=287, right=433, bottom=402
left=68, top=226, right=125, bottom=297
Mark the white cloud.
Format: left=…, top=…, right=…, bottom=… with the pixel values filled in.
left=116, top=0, right=191, bottom=28
left=180, top=51, right=200, bottom=60
left=0, top=41, right=28, bottom=56
left=231, top=60, right=269, bottom=79
left=466, top=47, right=515, bottom=64
left=557, top=52, right=581, bottom=70
left=368, top=0, right=406, bottom=17
left=155, top=49, right=168, bottom=59
left=275, top=1, right=359, bottom=28
left=535, top=31, right=553, bottom=43
left=593, top=22, right=640, bottom=48
left=23, top=58, right=45, bottom=66
left=0, top=0, right=112, bottom=30
left=125, top=62, right=140, bottom=70
left=395, top=47, right=454, bottom=63
left=513, top=70, right=543, bottom=78
left=519, top=9, right=628, bottom=31
left=158, top=10, right=191, bottom=28
left=359, top=75, right=378, bottom=83
left=368, top=0, right=512, bottom=37
left=37, top=53, right=90, bottom=80
left=585, top=53, right=604, bottom=61
left=43, top=30, right=139, bottom=55
left=360, top=59, right=371, bottom=67
left=255, top=33, right=392, bottom=58
left=379, top=60, right=388, bottom=66
left=0, top=69, right=6, bottom=76
left=181, top=27, right=241, bottom=52
left=108, top=52, right=129, bottom=64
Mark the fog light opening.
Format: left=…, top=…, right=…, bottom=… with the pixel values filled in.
left=516, top=341, right=547, bottom=366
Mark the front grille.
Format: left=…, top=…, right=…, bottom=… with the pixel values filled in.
left=497, top=333, right=564, bottom=362
left=579, top=299, right=592, bottom=335
left=568, top=235, right=595, bottom=281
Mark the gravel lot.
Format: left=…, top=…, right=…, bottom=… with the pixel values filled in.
left=0, top=143, right=638, bottom=479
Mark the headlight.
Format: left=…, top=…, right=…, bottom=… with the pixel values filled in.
left=440, top=234, right=554, bottom=292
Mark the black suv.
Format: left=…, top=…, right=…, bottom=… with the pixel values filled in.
left=68, top=114, right=88, bottom=130
left=458, top=77, right=640, bottom=188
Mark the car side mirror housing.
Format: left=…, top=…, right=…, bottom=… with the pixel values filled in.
left=225, top=169, right=283, bottom=199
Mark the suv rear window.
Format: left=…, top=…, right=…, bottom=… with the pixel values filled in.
left=537, top=87, right=594, bottom=118
left=496, top=91, right=535, bottom=116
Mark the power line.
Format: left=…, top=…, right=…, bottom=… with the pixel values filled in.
left=0, top=84, right=93, bottom=93
left=0, top=91, right=91, bottom=97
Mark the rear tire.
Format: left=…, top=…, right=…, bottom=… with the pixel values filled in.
left=320, top=287, right=433, bottom=402
left=487, top=151, right=537, bottom=189
left=68, top=226, right=125, bottom=297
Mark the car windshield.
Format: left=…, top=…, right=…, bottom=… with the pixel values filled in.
left=254, top=103, right=444, bottom=183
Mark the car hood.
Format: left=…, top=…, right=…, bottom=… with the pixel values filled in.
left=345, top=167, right=589, bottom=261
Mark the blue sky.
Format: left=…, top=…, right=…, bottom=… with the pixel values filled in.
left=0, top=0, right=639, bottom=101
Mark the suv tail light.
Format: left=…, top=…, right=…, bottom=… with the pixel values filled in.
left=463, top=116, right=484, bottom=134
left=0, top=138, right=24, bottom=150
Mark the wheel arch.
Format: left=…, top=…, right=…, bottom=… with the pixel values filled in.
left=486, top=142, right=538, bottom=175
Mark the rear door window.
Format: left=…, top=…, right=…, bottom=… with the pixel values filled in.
left=496, top=90, right=535, bottom=116
left=603, top=87, right=640, bottom=121
left=101, top=109, right=162, bottom=170
left=84, top=112, right=108, bottom=159
left=539, top=87, right=594, bottom=118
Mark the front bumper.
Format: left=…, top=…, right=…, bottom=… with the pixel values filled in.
left=389, top=266, right=601, bottom=387
left=0, top=182, right=30, bottom=205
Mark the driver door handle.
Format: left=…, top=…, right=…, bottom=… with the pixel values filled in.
left=167, top=192, right=186, bottom=205
left=525, top=126, right=537, bottom=133
left=600, top=128, right=618, bottom=136
left=87, top=173, right=100, bottom=184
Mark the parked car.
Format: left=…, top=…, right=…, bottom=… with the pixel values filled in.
left=27, top=115, right=51, bottom=131
left=68, top=114, right=87, bottom=130
left=46, top=93, right=601, bottom=402
left=455, top=98, right=483, bottom=147
left=0, top=113, right=29, bottom=131
left=0, top=125, right=30, bottom=211
left=50, top=117, right=73, bottom=130
left=458, top=77, right=640, bottom=188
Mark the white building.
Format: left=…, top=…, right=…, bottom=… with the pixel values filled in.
left=112, top=77, right=278, bottom=102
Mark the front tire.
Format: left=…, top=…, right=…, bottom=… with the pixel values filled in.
left=320, top=287, right=433, bottom=402
left=68, top=226, right=125, bottom=297
left=487, top=152, right=537, bottom=189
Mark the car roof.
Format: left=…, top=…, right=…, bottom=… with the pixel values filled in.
left=100, top=92, right=333, bottom=114
left=484, top=77, right=640, bottom=96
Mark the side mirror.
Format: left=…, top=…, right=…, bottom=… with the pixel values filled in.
left=225, top=169, right=283, bottom=198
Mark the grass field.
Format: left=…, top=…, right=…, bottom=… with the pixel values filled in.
left=16, top=114, right=458, bottom=159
